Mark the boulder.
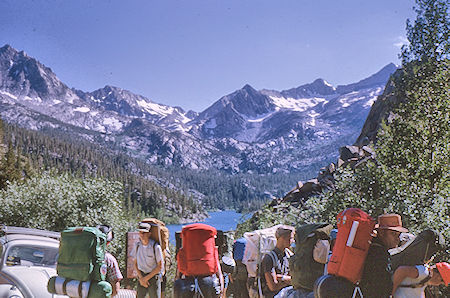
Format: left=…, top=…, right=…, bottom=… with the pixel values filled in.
left=339, top=145, right=360, bottom=161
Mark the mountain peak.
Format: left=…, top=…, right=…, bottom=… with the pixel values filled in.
left=241, top=84, right=257, bottom=93
left=336, top=63, right=398, bottom=94
left=0, top=44, right=19, bottom=59
left=0, top=44, right=15, bottom=53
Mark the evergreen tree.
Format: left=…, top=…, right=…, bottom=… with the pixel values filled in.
left=303, top=0, right=449, bottom=247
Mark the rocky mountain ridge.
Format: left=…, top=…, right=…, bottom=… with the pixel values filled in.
left=0, top=44, right=397, bottom=176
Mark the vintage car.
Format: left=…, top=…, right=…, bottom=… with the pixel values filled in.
left=0, top=225, right=66, bottom=298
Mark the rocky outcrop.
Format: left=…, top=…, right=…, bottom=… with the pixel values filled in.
left=355, top=69, right=403, bottom=146
left=274, top=145, right=376, bottom=207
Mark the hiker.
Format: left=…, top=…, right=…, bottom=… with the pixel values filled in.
left=392, top=261, right=450, bottom=297
left=134, top=222, right=164, bottom=298
left=230, top=238, right=249, bottom=298
left=97, top=225, right=123, bottom=297
left=360, top=213, right=408, bottom=298
left=260, top=225, right=295, bottom=297
left=174, top=223, right=224, bottom=298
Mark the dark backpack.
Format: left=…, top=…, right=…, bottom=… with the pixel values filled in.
left=390, top=229, right=445, bottom=271
left=289, top=223, right=333, bottom=291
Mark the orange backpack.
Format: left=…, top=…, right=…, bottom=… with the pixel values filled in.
left=327, top=208, right=376, bottom=284
left=177, top=223, right=219, bottom=276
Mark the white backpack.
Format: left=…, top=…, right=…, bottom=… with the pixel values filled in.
left=242, top=224, right=283, bottom=278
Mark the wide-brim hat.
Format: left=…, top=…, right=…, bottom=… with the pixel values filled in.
left=376, top=214, right=408, bottom=233
left=436, top=262, right=450, bottom=286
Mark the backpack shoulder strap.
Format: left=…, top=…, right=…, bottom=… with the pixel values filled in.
left=399, top=274, right=432, bottom=288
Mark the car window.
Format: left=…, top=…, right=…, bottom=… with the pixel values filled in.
left=6, top=244, right=58, bottom=267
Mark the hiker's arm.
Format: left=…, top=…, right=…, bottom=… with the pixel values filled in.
left=111, top=281, right=120, bottom=297
left=217, top=258, right=224, bottom=294
left=276, top=274, right=291, bottom=283
left=144, top=260, right=162, bottom=282
left=392, top=266, right=419, bottom=294
left=134, top=258, right=148, bottom=287
left=265, top=271, right=288, bottom=292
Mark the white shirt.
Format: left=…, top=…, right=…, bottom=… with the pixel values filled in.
left=134, top=239, right=164, bottom=274
left=394, top=265, right=429, bottom=298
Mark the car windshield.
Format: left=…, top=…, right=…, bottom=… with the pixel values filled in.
left=6, top=244, right=58, bottom=267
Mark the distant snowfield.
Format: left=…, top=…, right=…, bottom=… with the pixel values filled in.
left=137, top=99, right=174, bottom=116
left=270, top=96, right=328, bottom=112
left=74, top=106, right=90, bottom=113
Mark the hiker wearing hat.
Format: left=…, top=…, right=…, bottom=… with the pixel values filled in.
left=134, top=222, right=164, bottom=298
left=360, top=214, right=408, bottom=298
left=97, top=225, right=123, bottom=297
left=392, top=261, right=450, bottom=297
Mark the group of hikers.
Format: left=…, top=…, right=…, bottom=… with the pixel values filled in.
left=49, top=209, right=449, bottom=298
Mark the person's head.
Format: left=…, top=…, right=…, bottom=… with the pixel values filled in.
left=275, top=225, right=295, bottom=249
left=376, top=214, right=408, bottom=249
left=97, top=224, right=114, bottom=245
left=428, top=262, right=450, bottom=286
left=137, top=222, right=151, bottom=243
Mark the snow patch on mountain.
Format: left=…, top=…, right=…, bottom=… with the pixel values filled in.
left=136, top=99, right=175, bottom=116
left=102, top=117, right=123, bottom=132
left=0, top=90, right=17, bottom=100
left=270, top=96, right=328, bottom=112
left=74, top=107, right=90, bottom=113
left=307, top=111, right=320, bottom=126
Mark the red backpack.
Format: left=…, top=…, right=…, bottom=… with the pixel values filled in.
left=327, top=208, right=376, bottom=284
left=177, top=223, right=219, bottom=276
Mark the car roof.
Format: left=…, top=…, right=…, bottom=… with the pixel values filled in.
left=1, top=234, right=60, bottom=246
left=0, top=226, right=60, bottom=245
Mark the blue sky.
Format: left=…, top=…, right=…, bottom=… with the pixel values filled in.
left=0, top=0, right=415, bottom=111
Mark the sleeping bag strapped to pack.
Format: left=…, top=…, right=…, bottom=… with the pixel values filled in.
left=390, top=229, right=445, bottom=272
left=47, top=276, right=112, bottom=298
left=57, top=227, right=107, bottom=281
left=289, top=223, right=333, bottom=291
left=327, top=208, right=376, bottom=284
left=242, top=224, right=283, bottom=278
left=177, top=223, right=219, bottom=277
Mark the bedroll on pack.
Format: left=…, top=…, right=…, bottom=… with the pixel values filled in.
left=177, top=223, right=219, bottom=276
left=242, top=224, right=284, bottom=278
left=327, top=208, right=375, bottom=284
left=57, top=227, right=107, bottom=281
left=313, top=274, right=356, bottom=298
left=390, top=229, right=445, bottom=272
left=47, top=276, right=112, bottom=298
left=289, top=223, right=333, bottom=291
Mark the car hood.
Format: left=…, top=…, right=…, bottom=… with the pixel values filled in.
left=1, top=266, right=65, bottom=297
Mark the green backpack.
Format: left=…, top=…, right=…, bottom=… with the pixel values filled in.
left=57, top=227, right=107, bottom=281
left=289, top=223, right=333, bottom=291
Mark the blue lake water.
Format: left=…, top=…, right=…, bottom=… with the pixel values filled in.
left=167, top=210, right=247, bottom=244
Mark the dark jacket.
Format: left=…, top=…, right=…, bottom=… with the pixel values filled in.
left=360, top=237, right=393, bottom=298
